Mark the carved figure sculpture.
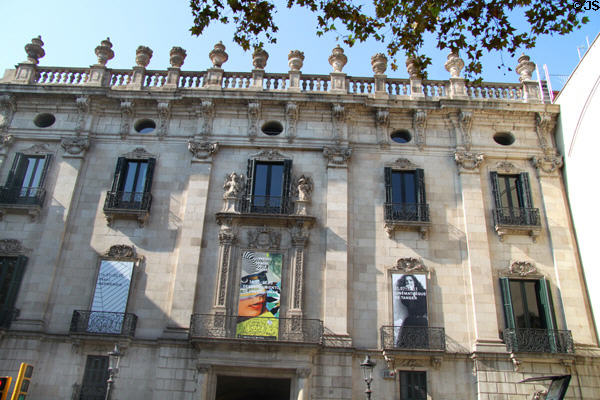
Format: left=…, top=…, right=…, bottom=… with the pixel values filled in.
left=297, top=175, right=313, bottom=202
left=223, top=172, right=245, bottom=199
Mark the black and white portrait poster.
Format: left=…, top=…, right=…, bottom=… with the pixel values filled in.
left=392, top=273, right=428, bottom=343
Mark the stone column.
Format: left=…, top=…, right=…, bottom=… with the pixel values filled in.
left=289, top=223, right=310, bottom=316
left=13, top=140, right=89, bottom=331
left=213, top=218, right=236, bottom=316
left=532, top=155, right=596, bottom=343
left=454, top=151, right=504, bottom=352
left=296, top=368, right=311, bottom=400
left=163, top=144, right=217, bottom=337
left=195, top=364, right=211, bottom=400
left=322, top=147, right=352, bottom=341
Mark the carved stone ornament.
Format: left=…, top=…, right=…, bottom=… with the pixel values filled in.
left=516, top=53, right=535, bottom=83
left=392, top=257, right=427, bottom=274
left=218, top=225, right=236, bottom=244
left=95, top=38, right=114, bottom=66
left=531, top=154, right=563, bottom=174
left=285, top=102, right=299, bottom=142
left=0, top=134, right=14, bottom=150
left=297, top=368, right=311, bottom=379
left=0, top=239, right=25, bottom=255
left=397, top=359, right=423, bottom=368
left=506, top=261, right=539, bottom=277
left=430, top=357, right=442, bottom=370
left=135, top=46, right=153, bottom=68
left=288, top=50, right=305, bottom=71
left=535, top=112, right=555, bottom=155
left=223, top=172, right=245, bottom=199
left=458, top=110, right=473, bottom=151
left=120, top=100, right=134, bottom=139
left=248, top=226, right=281, bottom=249
left=188, top=140, right=218, bottom=160
left=444, top=52, right=465, bottom=78
left=104, top=244, right=137, bottom=260
left=406, top=57, right=423, bottom=80
left=24, top=36, right=45, bottom=64
left=252, top=48, right=269, bottom=69
left=294, top=175, right=313, bottom=202
left=328, top=45, right=347, bottom=73
left=323, top=146, right=352, bottom=167
left=169, top=46, right=187, bottom=68
left=388, top=158, right=417, bottom=170
left=61, top=137, right=90, bottom=155
left=251, top=149, right=289, bottom=161
left=0, top=95, right=16, bottom=133
left=157, top=101, right=170, bottom=138
left=371, top=53, right=387, bottom=75
left=331, top=103, right=346, bottom=144
left=454, top=151, right=484, bottom=172
left=121, top=147, right=156, bottom=160
left=496, top=161, right=518, bottom=174
left=247, top=101, right=260, bottom=140
left=413, top=109, right=426, bottom=150
left=197, top=99, right=214, bottom=137
left=375, top=108, right=390, bottom=146
left=75, top=96, right=90, bottom=135
left=209, top=42, right=229, bottom=68
left=290, top=223, right=310, bottom=246
left=21, top=143, right=50, bottom=155
left=531, top=390, right=548, bottom=400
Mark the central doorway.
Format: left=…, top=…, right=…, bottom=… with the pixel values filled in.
left=215, top=375, right=291, bottom=400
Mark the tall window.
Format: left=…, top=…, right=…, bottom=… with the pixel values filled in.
left=246, top=159, right=292, bottom=214
left=79, top=355, right=109, bottom=400
left=0, top=256, right=27, bottom=328
left=120, top=160, right=148, bottom=202
left=399, top=371, right=427, bottom=400
left=500, top=278, right=554, bottom=331
left=384, top=168, right=427, bottom=222
left=106, top=157, right=155, bottom=209
left=1, top=153, right=51, bottom=204
left=490, top=172, right=539, bottom=226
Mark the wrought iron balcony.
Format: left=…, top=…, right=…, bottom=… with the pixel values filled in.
left=103, top=191, right=152, bottom=226
left=70, top=310, right=138, bottom=337
left=384, top=203, right=429, bottom=223
left=503, top=328, right=574, bottom=354
left=241, top=195, right=292, bottom=215
left=0, top=308, right=18, bottom=329
left=493, top=207, right=541, bottom=227
left=0, top=187, right=46, bottom=220
left=380, top=326, right=446, bottom=351
left=189, top=314, right=323, bottom=345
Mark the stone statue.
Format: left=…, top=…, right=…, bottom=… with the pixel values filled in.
left=223, top=172, right=244, bottom=199
left=296, top=175, right=313, bottom=202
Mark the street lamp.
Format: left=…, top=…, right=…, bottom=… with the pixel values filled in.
left=360, top=354, right=376, bottom=400
left=105, top=344, right=122, bottom=400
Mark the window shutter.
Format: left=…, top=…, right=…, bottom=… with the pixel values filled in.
left=490, top=172, right=502, bottom=209
left=111, top=157, right=127, bottom=192
left=519, top=172, right=533, bottom=208
left=499, top=277, right=516, bottom=330
left=416, top=168, right=426, bottom=204
left=245, top=159, right=257, bottom=212
left=538, top=277, right=556, bottom=330
left=282, top=159, right=293, bottom=212
left=384, top=167, right=393, bottom=203
left=143, top=158, right=156, bottom=193
left=5, top=153, right=24, bottom=188
left=0, top=256, right=27, bottom=311
left=37, top=154, right=52, bottom=188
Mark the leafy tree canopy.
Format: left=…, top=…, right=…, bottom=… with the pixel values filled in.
left=189, top=0, right=588, bottom=78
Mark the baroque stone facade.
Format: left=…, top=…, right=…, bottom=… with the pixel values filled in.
left=0, top=37, right=598, bottom=400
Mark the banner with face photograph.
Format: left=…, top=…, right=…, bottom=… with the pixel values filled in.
left=236, top=251, right=282, bottom=339
left=392, top=273, right=428, bottom=344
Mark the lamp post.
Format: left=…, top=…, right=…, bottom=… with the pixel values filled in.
left=105, top=344, right=121, bottom=400
left=360, top=354, right=376, bottom=400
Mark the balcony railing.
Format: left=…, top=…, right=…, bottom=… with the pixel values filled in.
left=189, top=314, right=323, bottom=345
left=0, top=308, right=19, bottom=329
left=380, top=326, right=446, bottom=351
left=384, top=203, right=429, bottom=223
left=0, top=186, right=46, bottom=207
left=493, top=207, right=540, bottom=227
left=70, top=310, right=138, bottom=337
left=503, top=328, right=574, bottom=354
left=103, top=191, right=152, bottom=211
left=242, top=195, right=291, bottom=215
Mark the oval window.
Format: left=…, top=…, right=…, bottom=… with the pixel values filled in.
left=134, top=119, right=156, bottom=134
left=261, top=121, right=284, bottom=136
left=493, top=132, right=515, bottom=146
left=390, top=129, right=412, bottom=144
left=34, top=113, right=56, bottom=128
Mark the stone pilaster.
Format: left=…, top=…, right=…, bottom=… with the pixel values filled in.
left=322, top=146, right=351, bottom=340
left=195, top=364, right=211, bottom=400
left=289, top=223, right=309, bottom=315
left=213, top=219, right=236, bottom=315
left=455, top=151, right=504, bottom=352
left=296, top=368, right=311, bottom=400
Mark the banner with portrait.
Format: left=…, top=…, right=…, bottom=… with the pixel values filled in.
left=392, top=273, right=428, bottom=345
left=236, top=251, right=282, bottom=339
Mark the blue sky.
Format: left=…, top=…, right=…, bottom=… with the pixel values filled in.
left=0, top=0, right=598, bottom=89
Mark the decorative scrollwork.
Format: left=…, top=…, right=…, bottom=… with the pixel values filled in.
left=121, top=147, right=156, bottom=160
left=0, top=239, right=25, bottom=255
left=392, top=257, right=427, bottom=273
left=505, top=261, right=538, bottom=277
left=496, top=161, right=517, bottom=174
left=61, top=137, right=90, bottom=155
left=323, top=146, right=352, bottom=167
left=104, top=244, right=136, bottom=260
left=247, top=226, right=281, bottom=249
left=455, top=151, right=484, bottom=172
left=189, top=140, right=218, bottom=160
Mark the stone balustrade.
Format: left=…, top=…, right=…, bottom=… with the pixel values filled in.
left=1, top=36, right=544, bottom=103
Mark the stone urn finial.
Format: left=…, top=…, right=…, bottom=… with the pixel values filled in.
left=252, top=48, right=269, bottom=69
left=288, top=50, right=305, bottom=71
left=516, top=53, right=535, bottom=82
left=371, top=53, right=387, bottom=75
left=328, top=45, right=347, bottom=73
left=444, top=52, right=464, bottom=78
left=406, top=57, right=423, bottom=79
left=135, top=46, right=153, bottom=68
left=24, top=36, right=45, bottom=64
left=95, top=38, right=114, bottom=66
left=169, top=46, right=187, bottom=68
left=209, top=41, right=228, bottom=68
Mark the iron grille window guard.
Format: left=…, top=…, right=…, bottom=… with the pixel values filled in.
left=380, top=326, right=446, bottom=351
left=242, top=195, right=291, bottom=215
left=0, top=308, right=19, bottom=329
left=189, top=314, right=323, bottom=345
left=70, top=310, right=138, bottom=337
left=493, top=207, right=540, bottom=227
left=103, top=191, right=152, bottom=211
left=0, top=186, right=46, bottom=207
left=503, top=328, right=574, bottom=354
left=384, top=203, right=429, bottom=222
